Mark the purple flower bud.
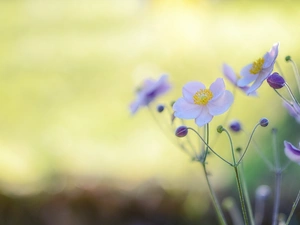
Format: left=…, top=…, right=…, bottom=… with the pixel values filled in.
left=157, top=104, right=165, bottom=113
left=259, top=118, right=269, bottom=127
left=267, top=72, right=285, bottom=89
left=229, top=120, right=242, bottom=132
left=175, top=126, right=188, bottom=137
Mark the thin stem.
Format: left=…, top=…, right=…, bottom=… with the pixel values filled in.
left=285, top=82, right=300, bottom=107
left=222, top=197, right=243, bottom=225
left=289, top=59, right=300, bottom=95
left=251, top=139, right=275, bottom=171
left=254, top=185, right=271, bottom=225
left=272, top=170, right=282, bottom=225
left=272, top=128, right=280, bottom=171
left=234, top=166, right=249, bottom=225
left=275, top=61, right=285, bottom=77
left=148, top=106, right=195, bottom=158
left=272, top=128, right=282, bottom=225
left=274, top=88, right=300, bottom=116
left=201, top=124, right=227, bottom=225
left=221, top=128, right=249, bottom=225
left=239, top=159, right=255, bottom=225
left=237, top=123, right=260, bottom=166
left=222, top=129, right=235, bottom=164
left=188, top=127, right=233, bottom=166
left=202, top=164, right=228, bottom=225
left=285, top=190, right=300, bottom=225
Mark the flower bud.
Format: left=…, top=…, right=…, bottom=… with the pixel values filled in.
left=267, top=72, right=285, bottom=89
left=285, top=55, right=291, bottom=62
left=229, top=120, right=242, bottom=132
left=236, top=147, right=242, bottom=152
left=175, top=126, right=188, bottom=137
left=217, top=125, right=224, bottom=133
left=157, top=104, right=165, bottom=113
left=259, top=118, right=269, bottom=127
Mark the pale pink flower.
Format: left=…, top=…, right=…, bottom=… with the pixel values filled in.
left=237, top=43, right=279, bottom=95
left=222, top=63, right=257, bottom=96
left=173, top=78, right=234, bottom=127
left=130, top=75, right=171, bottom=114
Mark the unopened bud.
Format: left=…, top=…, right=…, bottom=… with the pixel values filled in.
left=229, top=120, right=242, bottom=132
left=157, top=104, right=165, bottom=113
left=236, top=147, right=242, bottom=152
left=285, top=55, right=291, bottom=62
left=217, top=125, right=224, bottom=133
left=259, top=118, right=269, bottom=127
left=267, top=72, right=285, bottom=89
left=175, top=126, right=188, bottom=137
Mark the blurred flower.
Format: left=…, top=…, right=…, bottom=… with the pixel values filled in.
left=284, top=141, right=300, bottom=164
left=237, top=43, right=279, bottom=95
left=130, top=75, right=171, bottom=114
left=229, top=120, right=242, bottom=132
left=222, top=63, right=257, bottom=96
left=267, top=72, right=285, bottom=89
left=255, top=185, right=271, bottom=199
left=173, top=78, right=234, bottom=127
left=283, top=101, right=300, bottom=123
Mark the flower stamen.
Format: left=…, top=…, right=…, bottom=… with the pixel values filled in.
left=250, top=58, right=264, bottom=74
left=193, top=89, right=213, bottom=105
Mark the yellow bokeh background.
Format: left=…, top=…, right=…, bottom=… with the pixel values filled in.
left=0, top=0, right=300, bottom=195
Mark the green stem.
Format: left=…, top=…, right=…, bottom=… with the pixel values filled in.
left=239, top=162, right=255, bottom=225
left=272, top=170, right=282, bottom=225
left=234, top=166, right=249, bottom=225
left=201, top=124, right=227, bottom=225
left=202, top=163, right=227, bottom=225
left=223, top=127, right=249, bottom=224
left=188, top=127, right=233, bottom=166
left=286, top=189, right=300, bottom=225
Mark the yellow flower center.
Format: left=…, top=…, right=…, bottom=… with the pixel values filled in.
left=249, top=57, right=264, bottom=74
left=193, top=89, right=213, bottom=105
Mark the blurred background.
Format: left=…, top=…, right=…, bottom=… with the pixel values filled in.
left=0, top=0, right=300, bottom=224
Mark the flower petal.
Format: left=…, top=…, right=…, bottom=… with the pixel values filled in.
left=195, top=107, right=213, bottom=127
left=208, top=90, right=234, bottom=115
left=263, top=43, right=279, bottom=69
left=210, top=78, right=225, bottom=99
left=222, top=63, right=238, bottom=84
left=130, top=97, right=143, bottom=114
left=173, top=97, right=201, bottom=119
left=246, top=67, right=273, bottom=95
left=154, top=74, right=172, bottom=94
left=182, top=81, right=206, bottom=104
left=284, top=141, right=300, bottom=164
left=238, top=64, right=257, bottom=87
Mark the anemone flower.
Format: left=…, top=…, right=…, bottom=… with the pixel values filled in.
left=173, top=78, right=234, bottom=127
left=284, top=141, right=300, bottom=164
left=237, top=42, right=279, bottom=95
left=130, top=74, right=171, bottom=114
left=222, top=63, right=257, bottom=96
